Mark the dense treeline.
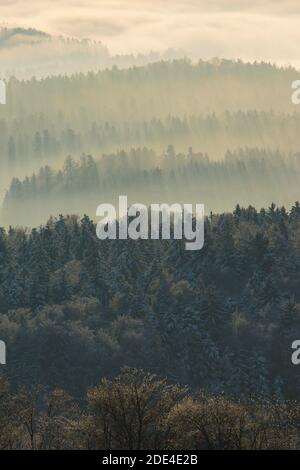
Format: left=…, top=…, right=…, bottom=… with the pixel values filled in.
left=1, top=55, right=300, bottom=450
left=1, top=368, right=300, bottom=450
left=2, top=59, right=296, bottom=122
left=1, top=111, right=300, bottom=168
left=0, top=60, right=298, bottom=169
left=0, top=58, right=299, bottom=225
left=3, top=147, right=300, bottom=226
left=1, top=205, right=300, bottom=400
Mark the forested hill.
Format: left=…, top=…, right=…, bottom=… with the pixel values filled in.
left=0, top=27, right=184, bottom=79
left=0, top=60, right=300, bottom=226
left=1, top=204, right=300, bottom=400
left=0, top=59, right=298, bottom=172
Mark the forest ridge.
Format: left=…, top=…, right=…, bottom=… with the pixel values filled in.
left=0, top=59, right=299, bottom=225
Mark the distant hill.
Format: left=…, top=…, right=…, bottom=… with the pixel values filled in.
left=0, top=26, right=185, bottom=79
left=0, top=27, right=50, bottom=47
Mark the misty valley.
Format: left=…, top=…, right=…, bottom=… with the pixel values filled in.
left=1, top=20, right=300, bottom=452
left=0, top=58, right=299, bottom=227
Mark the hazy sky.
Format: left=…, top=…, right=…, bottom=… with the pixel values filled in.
left=1, top=0, right=300, bottom=64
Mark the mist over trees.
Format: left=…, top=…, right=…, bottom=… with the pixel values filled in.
left=3, top=147, right=300, bottom=226
left=0, top=58, right=299, bottom=225
left=0, top=27, right=184, bottom=80
left=1, top=34, right=300, bottom=449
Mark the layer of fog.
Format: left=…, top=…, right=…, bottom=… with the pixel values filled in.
left=2, top=1, right=300, bottom=68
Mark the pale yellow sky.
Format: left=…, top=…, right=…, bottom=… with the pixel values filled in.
left=1, top=0, right=300, bottom=65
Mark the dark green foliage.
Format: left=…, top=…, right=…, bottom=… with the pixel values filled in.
left=1, top=204, right=300, bottom=400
